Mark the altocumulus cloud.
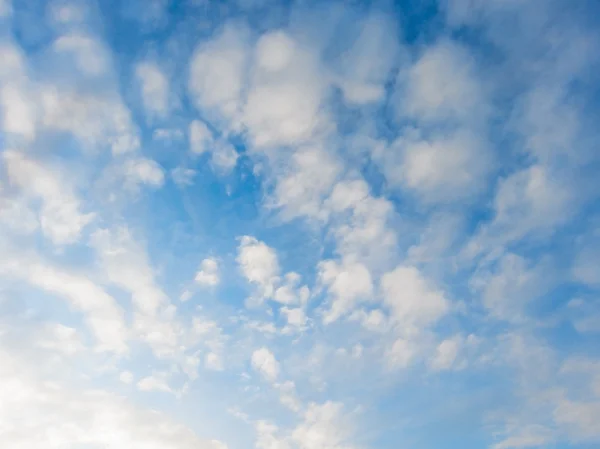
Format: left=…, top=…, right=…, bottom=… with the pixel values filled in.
left=0, top=0, right=599, bottom=449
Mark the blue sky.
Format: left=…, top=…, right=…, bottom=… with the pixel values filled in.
left=1, top=0, right=600, bottom=448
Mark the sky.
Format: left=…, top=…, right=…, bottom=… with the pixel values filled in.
left=0, top=0, right=599, bottom=448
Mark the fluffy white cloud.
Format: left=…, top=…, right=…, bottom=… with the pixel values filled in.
left=255, top=421, right=291, bottom=449
left=205, top=352, right=224, bottom=371
left=381, top=130, right=490, bottom=202
left=41, top=86, right=140, bottom=154
left=380, top=265, right=449, bottom=333
left=237, top=236, right=280, bottom=302
left=3, top=150, right=95, bottom=245
left=210, top=140, right=239, bottom=174
left=0, top=42, right=35, bottom=141
left=1, top=83, right=36, bottom=140
left=195, top=257, right=220, bottom=287
left=398, top=39, right=484, bottom=123
left=190, top=119, right=213, bottom=154
left=386, top=338, right=416, bottom=369
left=318, top=258, right=373, bottom=325
left=273, top=272, right=309, bottom=306
left=189, top=24, right=249, bottom=122
left=136, top=61, right=169, bottom=117
left=251, top=347, right=280, bottom=382
left=292, top=401, right=355, bottom=449
left=54, top=33, right=110, bottom=77
left=189, top=119, right=238, bottom=173
left=243, top=30, right=328, bottom=148
left=273, top=146, right=341, bottom=222
left=123, top=157, right=165, bottom=189
left=325, top=179, right=397, bottom=266
left=430, top=336, right=462, bottom=371
left=281, top=307, right=307, bottom=330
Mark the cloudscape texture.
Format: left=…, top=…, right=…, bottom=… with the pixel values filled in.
left=1, top=0, right=600, bottom=448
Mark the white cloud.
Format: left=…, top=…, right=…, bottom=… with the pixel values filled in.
left=48, top=1, right=87, bottom=27
left=430, top=336, right=462, bottom=371
left=554, top=397, right=600, bottom=442
left=171, top=166, right=197, bottom=187
left=325, top=179, right=397, bottom=266
left=54, top=33, right=110, bottom=76
left=190, top=119, right=214, bottom=154
left=281, top=307, right=308, bottom=334
left=0, top=252, right=128, bottom=354
left=251, top=347, right=280, bottom=382
left=0, top=190, right=39, bottom=235
left=237, top=236, right=280, bottom=303
left=243, top=30, right=328, bottom=148
left=255, top=31, right=295, bottom=72
left=211, top=140, right=239, bottom=173
left=1, top=83, right=36, bottom=140
left=195, top=258, right=220, bottom=287
left=189, top=23, right=249, bottom=122
left=41, top=86, right=140, bottom=154
left=0, top=43, right=35, bottom=141
left=189, top=119, right=238, bottom=173
left=136, top=61, right=169, bottom=117
left=349, top=308, right=388, bottom=333
left=273, top=146, right=341, bottom=222
left=471, top=253, right=553, bottom=321
left=153, top=127, right=184, bottom=141
left=380, top=265, right=449, bottom=334
left=398, top=39, right=484, bottom=123
left=465, top=169, right=577, bottom=267
left=190, top=316, right=226, bottom=371
left=205, top=352, right=224, bottom=371
left=120, top=371, right=134, bottom=384
left=0, top=345, right=226, bottom=449
left=291, top=401, right=355, bottom=449
left=123, top=157, right=165, bottom=189
left=386, top=338, right=416, bottom=369
left=137, top=372, right=173, bottom=394
left=3, top=150, right=95, bottom=245
left=276, top=380, right=302, bottom=412
left=273, top=272, right=309, bottom=306
left=36, top=323, right=85, bottom=356
left=407, top=212, right=464, bottom=265
left=381, top=130, right=491, bottom=202
left=492, top=425, right=554, bottom=449
left=572, top=229, right=600, bottom=288
left=567, top=298, right=600, bottom=334
left=255, top=421, right=291, bottom=449
left=90, top=228, right=179, bottom=356
left=90, top=227, right=169, bottom=316
left=333, top=12, right=401, bottom=105
left=318, top=258, right=373, bottom=325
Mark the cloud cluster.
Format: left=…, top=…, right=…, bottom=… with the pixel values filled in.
left=0, top=1, right=599, bottom=449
